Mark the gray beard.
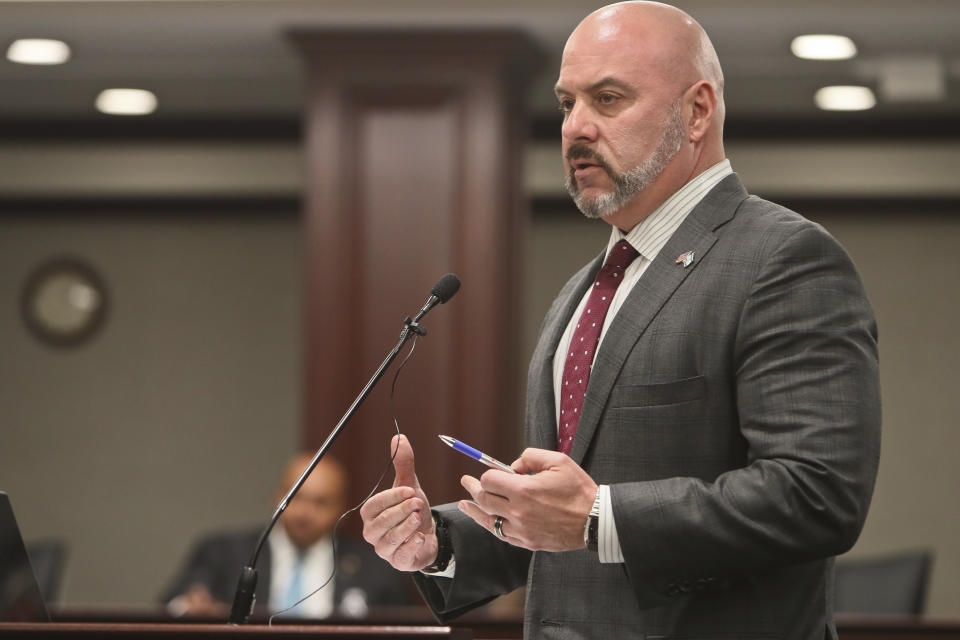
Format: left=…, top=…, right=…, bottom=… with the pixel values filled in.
left=565, top=99, right=685, bottom=220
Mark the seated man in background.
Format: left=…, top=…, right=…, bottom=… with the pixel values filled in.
left=163, top=453, right=416, bottom=618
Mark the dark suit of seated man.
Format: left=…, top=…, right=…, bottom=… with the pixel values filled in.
left=162, top=454, right=416, bottom=618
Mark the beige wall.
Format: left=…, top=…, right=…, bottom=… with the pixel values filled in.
left=810, top=211, right=960, bottom=616
left=0, top=213, right=302, bottom=605
left=1, top=139, right=958, bottom=615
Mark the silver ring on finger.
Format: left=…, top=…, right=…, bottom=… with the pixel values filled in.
left=494, top=515, right=506, bottom=539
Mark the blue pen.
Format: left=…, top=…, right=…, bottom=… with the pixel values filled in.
left=439, top=435, right=517, bottom=474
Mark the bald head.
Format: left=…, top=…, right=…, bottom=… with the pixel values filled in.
left=568, top=1, right=724, bottom=120
left=556, top=1, right=726, bottom=228
left=277, top=453, right=347, bottom=549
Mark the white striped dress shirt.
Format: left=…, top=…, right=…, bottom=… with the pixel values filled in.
left=552, top=159, right=733, bottom=563
left=268, top=527, right=335, bottom=617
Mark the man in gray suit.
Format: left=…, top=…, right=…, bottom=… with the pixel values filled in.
left=360, top=2, right=881, bottom=638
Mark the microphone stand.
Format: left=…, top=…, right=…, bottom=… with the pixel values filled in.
left=228, top=300, right=440, bottom=624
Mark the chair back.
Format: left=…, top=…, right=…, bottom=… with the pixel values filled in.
left=835, top=550, right=932, bottom=614
left=26, top=540, right=68, bottom=604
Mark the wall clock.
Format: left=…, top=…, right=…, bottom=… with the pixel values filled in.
left=20, top=257, right=109, bottom=347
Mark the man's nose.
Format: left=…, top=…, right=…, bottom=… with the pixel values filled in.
left=561, top=102, right=599, bottom=143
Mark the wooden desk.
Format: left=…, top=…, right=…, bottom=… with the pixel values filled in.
left=46, top=606, right=520, bottom=640
left=0, top=623, right=471, bottom=640
left=7, top=611, right=957, bottom=640
left=837, top=615, right=960, bottom=640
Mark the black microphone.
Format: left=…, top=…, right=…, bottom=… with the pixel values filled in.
left=228, top=273, right=460, bottom=624
left=432, top=273, right=461, bottom=303
left=409, top=273, right=461, bottom=327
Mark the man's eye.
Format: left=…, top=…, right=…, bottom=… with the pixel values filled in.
left=598, top=93, right=618, bottom=105
left=558, top=99, right=574, bottom=113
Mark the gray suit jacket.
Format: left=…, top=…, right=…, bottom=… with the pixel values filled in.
left=413, top=174, right=881, bottom=640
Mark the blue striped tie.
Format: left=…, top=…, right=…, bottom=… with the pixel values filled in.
left=280, top=551, right=305, bottom=614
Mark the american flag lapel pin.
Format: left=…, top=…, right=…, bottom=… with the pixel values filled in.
left=675, top=251, right=695, bottom=268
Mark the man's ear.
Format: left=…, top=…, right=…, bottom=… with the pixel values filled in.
left=686, top=81, right=717, bottom=143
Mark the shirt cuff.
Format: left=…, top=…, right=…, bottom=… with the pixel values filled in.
left=598, top=484, right=624, bottom=563
left=166, top=595, right=190, bottom=617
left=420, top=555, right=456, bottom=578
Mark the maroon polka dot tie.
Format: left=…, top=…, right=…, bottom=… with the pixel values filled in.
left=558, top=239, right=640, bottom=455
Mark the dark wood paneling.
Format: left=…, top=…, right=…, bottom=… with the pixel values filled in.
left=0, top=119, right=300, bottom=142
left=531, top=196, right=960, bottom=220
left=0, top=197, right=299, bottom=217
left=532, top=113, right=960, bottom=142
left=292, top=30, right=541, bottom=517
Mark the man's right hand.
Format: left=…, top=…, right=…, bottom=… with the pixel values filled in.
left=360, top=434, right=438, bottom=571
left=168, top=584, right=229, bottom=618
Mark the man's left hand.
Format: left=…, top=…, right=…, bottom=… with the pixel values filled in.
left=458, top=447, right=597, bottom=552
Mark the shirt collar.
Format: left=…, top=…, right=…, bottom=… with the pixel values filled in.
left=269, top=525, right=331, bottom=563
left=606, top=159, right=733, bottom=261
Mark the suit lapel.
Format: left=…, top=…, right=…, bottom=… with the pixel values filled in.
left=569, top=174, right=749, bottom=463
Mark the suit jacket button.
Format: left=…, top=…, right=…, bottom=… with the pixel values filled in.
left=665, top=584, right=681, bottom=597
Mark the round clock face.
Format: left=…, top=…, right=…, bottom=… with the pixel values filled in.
left=20, top=257, right=109, bottom=347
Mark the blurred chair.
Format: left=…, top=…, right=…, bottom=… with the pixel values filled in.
left=835, top=550, right=932, bottom=615
left=25, top=540, right=68, bottom=604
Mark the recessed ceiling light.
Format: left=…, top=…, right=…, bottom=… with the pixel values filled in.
left=814, top=86, right=876, bottom=111
left=6, top=38, right=71, bottom=65
left=791, top=34, right=858, bottom=61
left=95, top=89, right=158, bottom=116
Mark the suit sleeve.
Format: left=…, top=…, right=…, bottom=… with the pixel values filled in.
left=611, top=222, right=881, bottom=606
left=160, top=536, right=229, bottom=604
left=411, top=503, right=532, bottom=622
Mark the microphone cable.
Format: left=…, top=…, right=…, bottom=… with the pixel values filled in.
left=267, top=333, right=419, bottom=623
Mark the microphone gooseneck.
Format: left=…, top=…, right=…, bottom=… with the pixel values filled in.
left=227, top=272, right=460, bottom=624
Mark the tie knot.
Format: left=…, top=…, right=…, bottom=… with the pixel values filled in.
left=604, top=240, right=640, bottom=270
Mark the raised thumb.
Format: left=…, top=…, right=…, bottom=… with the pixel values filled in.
left=391, top=433, right=419, bottom=489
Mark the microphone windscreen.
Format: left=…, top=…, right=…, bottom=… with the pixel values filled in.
left=431, top=273, right=461, bottom=303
